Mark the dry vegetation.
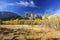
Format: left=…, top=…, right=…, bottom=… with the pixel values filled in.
left=0, top=25, right=60, bottom=40
left=0, top=14, right=60, bottom=40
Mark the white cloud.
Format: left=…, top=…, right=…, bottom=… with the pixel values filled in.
left=30, top=1, right=35, bottom=7
left=0, top=1, right=36, bottom=11
left=16, top=1, right=29, bottom=6
left=0, top=1, right=36, bottom=8
left=16, top=1, right=36, bottom=7
left=48, top=9, right=60, bottom=18
left=53, top=10, right=60, bottom=16
left=0, top=2, right=15, bottom=11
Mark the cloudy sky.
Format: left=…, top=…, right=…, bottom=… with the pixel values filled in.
left=0, top=0, right=60, bottom=16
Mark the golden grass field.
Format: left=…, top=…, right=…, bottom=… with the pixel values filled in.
left=0, top=25, right=60, bottom=40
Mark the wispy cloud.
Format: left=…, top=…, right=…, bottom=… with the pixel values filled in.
left=3, top=1, right=36, bottom=7
left=16, top=1, right=29, bottom=6
left=16, top=1, right=36, bottom=7
left=7, top=3, right=15, bottom=6
left=0, top=1, right=36, bottom=7
left=48, top=9, right=60, bottom=18
left=53, top=10, right=60, bottom=16
left=0, top=1, right=36, bottom=11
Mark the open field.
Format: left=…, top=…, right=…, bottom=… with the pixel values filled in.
left=0, top=25, right=60, bottom=40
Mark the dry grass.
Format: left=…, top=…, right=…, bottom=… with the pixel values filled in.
left=0, top=25, right=60, bottom=40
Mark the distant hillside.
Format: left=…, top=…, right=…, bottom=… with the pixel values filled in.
left=0, top=11, right=22, bottom=20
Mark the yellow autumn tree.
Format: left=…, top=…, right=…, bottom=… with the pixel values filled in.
left=13, top=19, right=20, bottom=25
left=49, top=16, right=59, bottom=29
left=42, top=14, right=49, bottom=25
left=34, top=19, right=42, bottom=25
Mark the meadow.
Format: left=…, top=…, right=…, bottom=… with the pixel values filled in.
left=0, top=15, right=60, bottom=40
left=0, top=25, right=60, bottom=40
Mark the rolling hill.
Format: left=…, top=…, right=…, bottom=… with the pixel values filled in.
left=0, top=11, right=22, bottom=20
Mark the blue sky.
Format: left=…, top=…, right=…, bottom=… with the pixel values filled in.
left=0, top=0, right=60, bottom=16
